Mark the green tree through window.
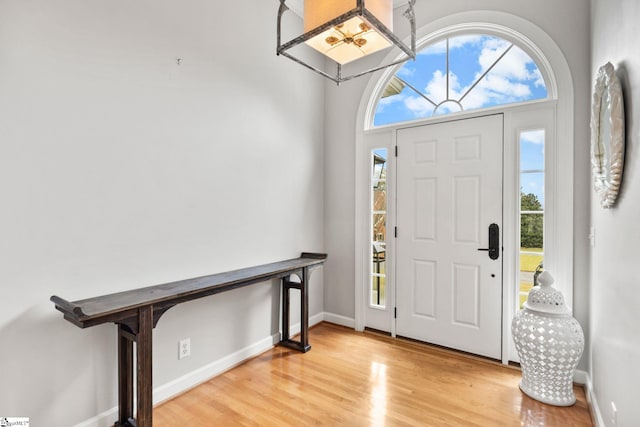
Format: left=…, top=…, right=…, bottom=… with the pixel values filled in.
left=520, top=192, right=543, bottom=248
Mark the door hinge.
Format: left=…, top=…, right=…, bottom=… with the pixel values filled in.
left=395, top=145, right=398, bottom=157
left=394, top=307, right=397, bottom=318
left=394, top=226, right=398, bottom=238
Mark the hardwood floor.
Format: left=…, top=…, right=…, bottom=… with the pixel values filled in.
left=154, top=322, right=593, bottom=426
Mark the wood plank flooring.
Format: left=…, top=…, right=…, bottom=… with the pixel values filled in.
left=154, top=322, right=593, bottom=426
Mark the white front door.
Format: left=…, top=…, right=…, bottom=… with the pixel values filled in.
left=396, top=114, right=503, bottom=359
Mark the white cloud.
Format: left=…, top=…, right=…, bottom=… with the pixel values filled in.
left=486, top=46, right=538, bottom=81
left=402, top=69, right=457, bottom=117
left=457, top=39, right=542, bottom=109
left=390, top=35, right=547, bottom=119
left=532, top=67, right=545, bottom=87
left=410, top=66, right=533, bottom=113
left=477, top=37, right=512, bottom=70
left=450, top=34, right=485, bottom=49
left=520, top=129, right=545, bottom=145
left=397, top=66, right=415, bottom=78
left=462, top=75, right=531, bottom=108
left=418, top=35, right=485, bottom=56
left=404, top=95, right=434, bottom=117
left=418, top=39, right=447, bottom=56
left=424, top=70, right=450, bottom=102
left=376, top=92, right=406, bottom=113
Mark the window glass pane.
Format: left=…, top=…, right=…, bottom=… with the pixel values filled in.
left=519, top=250, right=543, bottom=308
left=401, top=40, right=447, bottom=97
left=520, top=172, right=544, bottom=208
left=371, top=273, right=386, bottom=307
left=371, top=149, right=387, bottom=307
left=520, top=130, right=545, bottom=171
left=520, top=212, right=543, bottom=248
left=374, top=86, right=416, bottom=127
left=373, top=151, right=387, bottom=181
left=448, top=35, right=488, bottom=89
left=373, top=35, right=548, bottom=127
left=372, top=214, right=386, bottom=242
left=374, top=194, right=386, bottom=211
left=519, top=130, right=545, bottom=310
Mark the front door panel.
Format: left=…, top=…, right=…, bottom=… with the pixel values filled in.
left=396, top=114, right=503, bottom=359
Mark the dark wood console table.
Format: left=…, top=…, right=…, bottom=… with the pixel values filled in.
left=51, top=252, right=327, bottom=427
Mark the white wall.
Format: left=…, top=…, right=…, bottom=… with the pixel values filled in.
left=590, top=1, right=640, bottom=425
left=0, top=1, right=325, bottom=425
left=324, top=0, right=592, bottom=368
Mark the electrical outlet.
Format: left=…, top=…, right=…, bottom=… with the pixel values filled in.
left=611, top=402, right=617, bottom=427
left=179, top=338, right=191, bottom=360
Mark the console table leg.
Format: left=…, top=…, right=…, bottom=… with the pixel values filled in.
left=136, top=305, right=153, bottom=427
left=300, top=266, right=310, bottom=350
left=280, top=270, right=311, bottom=352
left=282, top=276, right=291, bottom=343
left=117, top=325, right=134, bottom=426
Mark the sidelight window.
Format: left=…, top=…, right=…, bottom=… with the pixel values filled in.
left=519, top=130, right=545, bottom=308
left=371, top=149, right=387, bottom=308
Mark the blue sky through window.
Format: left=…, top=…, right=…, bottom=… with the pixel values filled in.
left=374, top=35, right=547, bottom=126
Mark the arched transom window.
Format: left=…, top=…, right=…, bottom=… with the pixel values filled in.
left=373, top=34, right=548, bottom=126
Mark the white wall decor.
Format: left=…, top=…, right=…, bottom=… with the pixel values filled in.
left=590, top=62, right=625, bottom=208
left=512, top=272, right=584, bottom=406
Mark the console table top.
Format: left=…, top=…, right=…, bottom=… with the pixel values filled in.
left=51, top=252, right=327, bottom=328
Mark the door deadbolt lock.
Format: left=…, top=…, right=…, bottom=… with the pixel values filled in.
left=477, top=223, right=500, bottom=260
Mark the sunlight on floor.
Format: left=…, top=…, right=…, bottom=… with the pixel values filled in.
left=369, top=361, right=387, bottom=426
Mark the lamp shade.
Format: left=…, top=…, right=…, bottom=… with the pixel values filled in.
left=303, top=0, right=394, bottom=64
left=276, top=0, right=415, bottom=84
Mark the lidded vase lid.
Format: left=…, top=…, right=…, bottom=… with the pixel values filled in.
left=523, top=271, right=570, bottom=315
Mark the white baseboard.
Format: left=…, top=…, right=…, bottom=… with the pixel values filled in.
left=153, top=333, right=279, bottom=405
left=74, top=332, right=278, bottom=427
left=73, top=407, right=119, bottom=427
left=79, top=314, right=599, bottom=427
left=77, top=352, right=599, bottom=427
left=286, top=312, right=326, bottom=336
left=576, top=369, right=604, bottom=427
left=574, top=369, right=588, bottom=385
left=155, top=311, right=334, bottom=410
left=74, top=312, right=337, bottom=427
left=322, top=312, right=356, bottom=328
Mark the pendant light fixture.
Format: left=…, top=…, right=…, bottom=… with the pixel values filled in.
left=277, top=0, right=416, bottom=84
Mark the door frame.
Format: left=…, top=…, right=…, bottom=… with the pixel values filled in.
left=354, top=14, right=574, bottom=364
left=356, top=101, right=562, bottom=364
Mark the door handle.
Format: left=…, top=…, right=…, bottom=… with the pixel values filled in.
left=477, top=223, right=500, bottom=260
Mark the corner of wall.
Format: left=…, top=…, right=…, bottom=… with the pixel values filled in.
left=575, top=369, right=605, bottom=427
